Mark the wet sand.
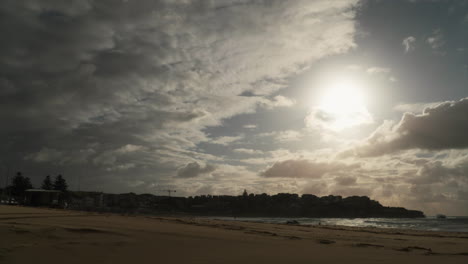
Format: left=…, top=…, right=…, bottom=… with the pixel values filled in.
left=1, top=205, right=467, bottom=263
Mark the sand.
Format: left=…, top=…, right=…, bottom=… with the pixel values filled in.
left=0, top=205, right=467, bottom=263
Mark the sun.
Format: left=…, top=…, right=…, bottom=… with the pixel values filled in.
left=313, top=79, right=372, bottom=131
left=319, top=80, right=365, bottom=116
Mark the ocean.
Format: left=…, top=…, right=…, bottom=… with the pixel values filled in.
left=212, top=216, right=468, bottom=233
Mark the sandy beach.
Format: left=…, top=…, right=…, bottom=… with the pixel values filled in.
left=0, top=205, right=467, bottom=264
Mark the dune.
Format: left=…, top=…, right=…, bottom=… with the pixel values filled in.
left=0, top=205, right=467, bottom=264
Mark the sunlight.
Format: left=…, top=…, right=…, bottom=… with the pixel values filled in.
left=315, top=79, right=372, bottom=131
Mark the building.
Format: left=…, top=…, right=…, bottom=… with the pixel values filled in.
left=24, top=189, right=62, bottom=207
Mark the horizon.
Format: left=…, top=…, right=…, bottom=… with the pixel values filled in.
left=1, top=0, right=468, bottom=216
left=6, top=179, right=468, bottom=217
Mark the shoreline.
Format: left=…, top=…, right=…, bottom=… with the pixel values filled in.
left=4, top=204, right=468, bottom=233
left=155, top=216, right=468, bottom=239
left=3, top=204, right=467, bottom=233
left=61, top=207, right=468, bottom=233
left=205, top=215, right=468, bottom=233
left=1, top=205, right=467, bottom=263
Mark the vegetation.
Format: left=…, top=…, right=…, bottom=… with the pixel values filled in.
left=53, top=174, right=68, bottom=192
left=41, top=175, right=53, bottom=190
left=9, top=172, right=33, bottom=199
left=1, top=173, right=70, bottom=205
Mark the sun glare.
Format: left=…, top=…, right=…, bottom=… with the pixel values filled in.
left=315, top=79, right=372, bottom=131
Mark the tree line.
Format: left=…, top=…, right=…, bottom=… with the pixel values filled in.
left=2, top=172, right=68, bottom=201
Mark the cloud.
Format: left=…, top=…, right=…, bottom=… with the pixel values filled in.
left=260, top=159, right=360, bottom=178
left=458, top=190, right=468, bottom=201
left=243, top=124, right=257, bottom=129
left=345, top=97, right=468, bottom=157
left=26, top=147, right=96, bottom=165
left=259, top=95, right=296, bottom=109
left=233, top=148, right=263, bottom=155
left=410, top=161, right=450, bottom=185
left=107, top=163, right=136, bottom=172
left=426, top=29, right=445, bottom=50
left=393, top=102, right=443, bottom=113
left=176, top=162, right=216, bottom=178
left=211, top=135, right=244, bottom=146
left=26, top=148, right=63, bottom=163
left=410, top=157, right=468, bottom=185
left=346, top=64, right=362, bottom=71
left=402, top=36, right=416, bottom=53
left=334, top=176, right=357, bottom=186
left=93, top=151, right=118, bottom=166
left=0, top=0, right=358, bottom=192
left=305, top=107, right=373, bottom=132
left=116, top=144, right=145, bottom=153
left=258, top=130, right=303, bottom=142
left=366, top=67, right=396, bottom=82
left=366, top=67, right=391, bottom=74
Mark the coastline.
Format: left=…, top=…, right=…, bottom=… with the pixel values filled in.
left=1, top=205, right=467, bottom=263
left=207, top=215, right=468, bottom=233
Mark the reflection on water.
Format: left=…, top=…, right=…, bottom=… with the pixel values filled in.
left=212, top=216, right=468, bottom=232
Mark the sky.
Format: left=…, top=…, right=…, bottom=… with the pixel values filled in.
left=1, top=0, right=467, bottom=215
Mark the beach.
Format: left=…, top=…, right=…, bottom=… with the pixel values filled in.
left=1, top=205, right=467, bottom=264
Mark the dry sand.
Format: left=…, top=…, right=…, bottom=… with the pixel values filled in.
left=1, top=205, right=467, bottom=264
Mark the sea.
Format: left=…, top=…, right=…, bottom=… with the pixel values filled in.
left=211, top=216, right=468, bottom=233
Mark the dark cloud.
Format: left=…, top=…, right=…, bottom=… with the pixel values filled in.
left=176, top=162, right=216, bottom=178
left=334, top=176, right=357, bottom=186
left=458, top=190, right=468, bottom=201
left=0, top=0, right=358, bottom=191
left=409, top=185, right=449, bottom=203
left=260, top=159, right=359, bottom=178
left=410, top=161, right=452, bottom=185
left=346, top=98, right=468, bottom=157
left=410, top=158, right=468, bottom=185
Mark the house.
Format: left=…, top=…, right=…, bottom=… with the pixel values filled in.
left=24, top=189, right=62, bottom=207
